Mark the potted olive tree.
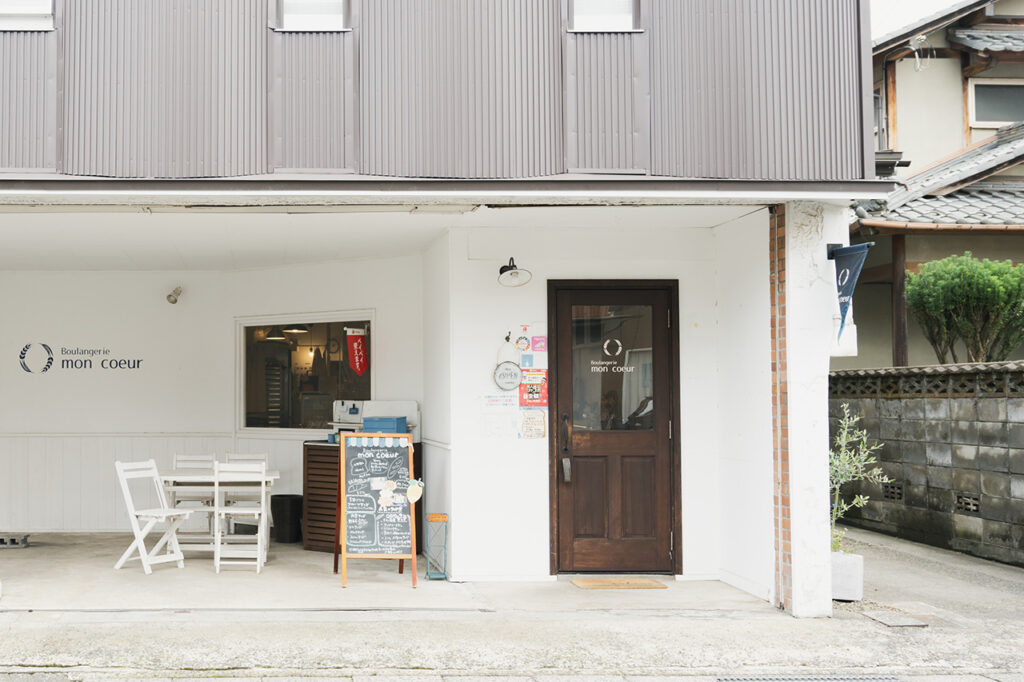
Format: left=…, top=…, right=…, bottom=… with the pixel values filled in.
left=830, top=403, right=887, bottom=601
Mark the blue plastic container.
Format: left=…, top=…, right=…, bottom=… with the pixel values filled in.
left=363, top=416, right=407, bottom=433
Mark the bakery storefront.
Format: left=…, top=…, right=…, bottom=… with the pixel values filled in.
left=0, top=198, right=854, bottom=616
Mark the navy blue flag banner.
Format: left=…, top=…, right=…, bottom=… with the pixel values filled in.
left=830, top=243, right=872, bottom=341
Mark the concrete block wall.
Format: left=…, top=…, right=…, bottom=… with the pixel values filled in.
left=830, top=364, right=1024, bottom=567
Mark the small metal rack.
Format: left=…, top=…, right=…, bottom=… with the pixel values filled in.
left=424, top=513, right=448, bottom=580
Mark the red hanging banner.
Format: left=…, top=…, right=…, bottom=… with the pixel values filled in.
left=346, top=328, right=368, bottom=376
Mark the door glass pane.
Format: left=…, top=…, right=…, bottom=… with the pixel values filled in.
left=571, top=304, right=654, bottom=431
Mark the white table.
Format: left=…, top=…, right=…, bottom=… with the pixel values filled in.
left=161, top=469, right=280, bottom=555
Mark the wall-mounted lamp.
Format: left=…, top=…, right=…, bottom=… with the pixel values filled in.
left=166, top=286, right=182, bottom=304
left=265, top=326, right=287, bottom=341
left=282, top=323, right=309, bottom=334
left=497, top=258, right=532, bottom=287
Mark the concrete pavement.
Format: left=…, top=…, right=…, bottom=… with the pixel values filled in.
left=1, top=527, right=1023, bottom=680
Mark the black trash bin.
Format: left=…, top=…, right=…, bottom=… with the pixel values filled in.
left=271, top=494, right=303, bottom=543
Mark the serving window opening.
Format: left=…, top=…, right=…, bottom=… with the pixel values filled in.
left=244, top=320, right=370, bottom=429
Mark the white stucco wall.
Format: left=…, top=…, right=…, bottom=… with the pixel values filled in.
left=421, top=231, right=454, bottom=572
left=441, top=209, right=777, bottom=601
left=713, top=209, right=774, bottom=601
left=895, top=56, right=964, bottom=175
left=996, top=0, right=1024, bottom=13
left=0, top=255, right=425, bottom=530
left=785, top=201, right=849, bottom=618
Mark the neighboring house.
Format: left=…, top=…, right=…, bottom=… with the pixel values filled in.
left=835, top=0, right=1024, bottom=370
left=0, top=0, right=888, bottom=617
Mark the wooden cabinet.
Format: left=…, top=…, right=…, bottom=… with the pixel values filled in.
left=302, top=440, right=423, bottom=553
left=303, top=442, right=341, bottom=552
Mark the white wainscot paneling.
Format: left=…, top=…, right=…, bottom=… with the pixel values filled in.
left=0, top=434, right=232, bottom=531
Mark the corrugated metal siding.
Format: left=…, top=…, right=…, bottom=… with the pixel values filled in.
left=271, top=32, right=356, bottom=172
left=565, top=32, right=649, bottom=173
left=359, top=0, right=563, bottom=179
left=3, top=0, right=871, bottom=181
left=61, top=0, right=267, bottom=178
left=0, top=31, right=56, bottom=171
left=648, top=0, right=865, bottom=180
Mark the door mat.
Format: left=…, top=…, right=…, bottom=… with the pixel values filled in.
left=570, top=578, right=667, bottom=589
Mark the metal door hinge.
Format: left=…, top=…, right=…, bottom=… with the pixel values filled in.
left=670, top=531, right=674, bottom=558
left=668, top=420, right=672, bottom=440
left=667, top=309, right=671, bottom=328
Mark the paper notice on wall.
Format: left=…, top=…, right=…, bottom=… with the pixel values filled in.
left=519, top=369, right=548, bottom=407
left=478, top=393, right=517, bottom=438
left=480, top=393, right=517, bottom=410
left=519, top=408, right=547, bottom=439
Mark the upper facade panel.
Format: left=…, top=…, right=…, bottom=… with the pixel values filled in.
left=0, top=0, right=874, bottom=181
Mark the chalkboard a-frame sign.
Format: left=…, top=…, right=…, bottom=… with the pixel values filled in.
left=333, top=433, right=417, bottom=587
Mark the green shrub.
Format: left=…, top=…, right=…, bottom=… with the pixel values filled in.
left=905, top=252, right=1024, bottom=364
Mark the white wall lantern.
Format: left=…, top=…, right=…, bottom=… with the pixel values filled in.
left=497, top=258, right=532, bottom=288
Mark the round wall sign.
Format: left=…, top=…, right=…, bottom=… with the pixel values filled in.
left=494, top=361, right=523, bottom=390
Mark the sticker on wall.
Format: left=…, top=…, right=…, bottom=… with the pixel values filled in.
left=515, top=335, right=531, bottom=352
left=531, top=336, right=547, bottom=352
left=520, top=354, right=534, bottom=368
left=519, top=408, right=547, bottom=439
left=519, top=369, right=548, bottom=407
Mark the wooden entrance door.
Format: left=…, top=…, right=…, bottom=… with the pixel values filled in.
left=550, top=282, right=677, bottom=573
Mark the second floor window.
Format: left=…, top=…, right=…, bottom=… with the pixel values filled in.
left=0, top=0, right=54, bottom=31
left=275, top=0, right=348, bottom=32
left=572, top=0, right=638, bottom=32
left=970, top=79, right=1024, bottom=128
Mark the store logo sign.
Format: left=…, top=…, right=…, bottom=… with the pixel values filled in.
left=19, top=343, right=54, bottom=374
left=602, top=338, right=623, bottom=357
left=17, top=343, right=144, bottom=374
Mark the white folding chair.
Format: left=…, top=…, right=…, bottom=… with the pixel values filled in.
left=213, top=461, right=267, bottom=574
left=169, top=454, right=216, bottom=528
left=114, top=460, right=192, bottom=574
left=224, top=452, right=268, bottom=465
left=223, top=453, right=270, bottom=531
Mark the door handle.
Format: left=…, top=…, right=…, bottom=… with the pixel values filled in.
left=560, top=413, right=571, bottom=483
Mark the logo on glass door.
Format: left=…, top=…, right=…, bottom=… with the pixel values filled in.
left=18, top=343, right=54, bottom=374
left=602, top=338, right=623, bottom=357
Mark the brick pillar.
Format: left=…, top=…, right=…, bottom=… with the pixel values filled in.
left=769, top=204, right=793, bottom=611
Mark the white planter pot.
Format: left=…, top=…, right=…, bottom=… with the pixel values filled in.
left=831, top=551, right=864, bottom=601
